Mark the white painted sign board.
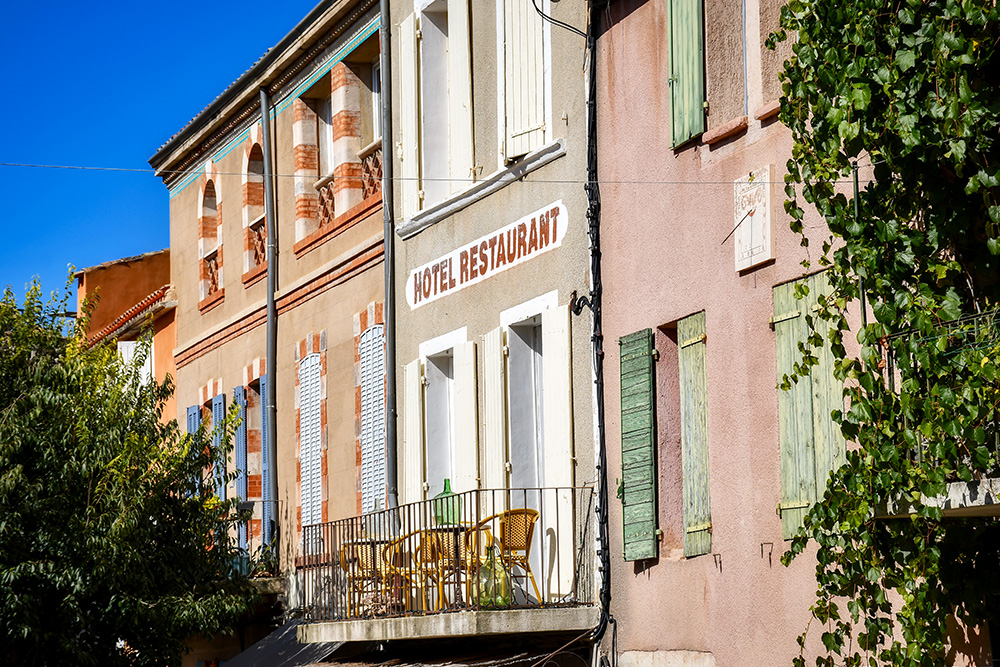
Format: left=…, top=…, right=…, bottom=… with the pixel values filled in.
left=734, top=165, right=774, bottom=271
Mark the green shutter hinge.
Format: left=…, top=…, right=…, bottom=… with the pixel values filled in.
left=769, top=310, right=801, bottom=330
left=680, top=333, right=706, bottom=348
left=686, top=521, right=712, bottom=534
left=776, top=501, right=811, bottom=515
left=653, top=348, right=660, bottom=361
left=656, top=528, right=664, bottom=542
left=703, top=100, right=710, bottom=112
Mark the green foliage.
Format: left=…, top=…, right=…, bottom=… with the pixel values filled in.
left=772, top=0, right=1000, bottom=664
left=0, top=283, right=256, bottom=666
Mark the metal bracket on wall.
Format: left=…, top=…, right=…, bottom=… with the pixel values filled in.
left=761, top=542, right=774, bottom=567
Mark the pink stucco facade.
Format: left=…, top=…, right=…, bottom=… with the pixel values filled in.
left=596, top=1, right=991, bottom=666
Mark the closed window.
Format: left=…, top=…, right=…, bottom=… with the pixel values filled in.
left=773, top=272, right=846, bottom=539
left=360, top=325, right=387, bottom=513
left=500, top=0, right=549, bottom=161
left=299, top=353, right=323, bottom=528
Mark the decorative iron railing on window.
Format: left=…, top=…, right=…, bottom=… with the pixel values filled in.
left=884, top=309, right=1000, bottom=478
left=301, top=486, right=595, bottom=622
left=250, top=218, right=266, bottom=268
left=359, top=139, right=383, bottom=201
left=318, top=180, right=336, bottom=227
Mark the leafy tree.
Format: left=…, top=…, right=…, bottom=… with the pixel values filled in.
left=0, top=283, right=256, bottom=666
left=771, top=0, right=1000, bottom=665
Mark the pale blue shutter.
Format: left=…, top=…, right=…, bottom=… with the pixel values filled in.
left=212, top=394, right=226, bottom=500
left=234, top=386, right=248, bottom=552
left=359, top=325, right=386, bottom=513
left=187, top=405, right=201, bottom=434
left=260, top=374, right=274, bottom=547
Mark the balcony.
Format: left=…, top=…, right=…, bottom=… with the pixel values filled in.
left=876, top=310, right=1000, bottom=518
left=297, top=487, right=598, bottom=643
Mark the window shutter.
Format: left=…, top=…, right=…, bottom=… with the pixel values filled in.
left=118, top=340, right=137, bottom=367
left=299, top=353, right=323, bottom=528
left=483, top=327, right=508, bottom=491
left=453, top=341, right=479, bottom=492
left=807, top=273, right=847, bottom=492
left=541, top=304, right=574, bottom=597
left=668, top=0, right=706, bottom=148
left=212, top=393, right=227, bottom=501
left=360, top=325, right=387, bottom=513
left=503, top=0, right=546, bottom=160
left=448, top=0, right=474, bottom=192
left=186, top=405, right=201, bottom=434
left=234, top=386, right=248, bottom=552
left=619, top=329, right=659, bottom=561
left=260, top=374, right=274, bottom=547
left=678, top=311, right=711, bottom=557
left=401, top=359, right=425, bottom=504
left=399, top=13, right=421, bottom=215
left=774, top=273, right=845, bottom=539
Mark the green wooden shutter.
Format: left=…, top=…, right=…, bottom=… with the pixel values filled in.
left=619, top=329, right=658, bottom=561
left=668, top=0, right=706, bottom=148
left=678, top=312, right=711, bottom=557
left=773, top=273, right=846, bottom=539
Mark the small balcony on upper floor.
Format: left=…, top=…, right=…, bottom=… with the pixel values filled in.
left=296, top=486, right=599, bottom=644
left=876, top=309, right=1000, bottom=518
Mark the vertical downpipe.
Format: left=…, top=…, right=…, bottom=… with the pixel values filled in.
left=380, top=0, right=399, bottom=509
left=260, top=87, right=280, bottom=544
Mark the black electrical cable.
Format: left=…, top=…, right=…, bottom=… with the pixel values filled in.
left=530, top=0, right=587, bottom=39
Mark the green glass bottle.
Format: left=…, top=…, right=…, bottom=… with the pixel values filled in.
left=432, top=478, right=463, bottom=525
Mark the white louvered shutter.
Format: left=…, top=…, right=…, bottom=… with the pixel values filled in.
left=402, top=359, right=425, bottom=504
left=360, top=325, right=387, bottom=513
left=452, top=341, right=479, bottom=492
left=483, top=327, right=508, bottom=492
left=399, top=13, right=421, bottom=215
left=503, top=0, right=546, bottom=160
left=541, top=304, right=574, bottom=597
left=448, top=0, right=474, bottom=192
left=299, top=353, right=323, bottom=529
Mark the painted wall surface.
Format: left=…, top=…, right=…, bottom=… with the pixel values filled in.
left=597, top=2, right=990, bottom=667
left=389, top=0, right=596, bottom=501
left=163, top=19, right=385, bottom=575
left=76, top=250, right=177, bottom=420
left=77, top=250, right=170, bottom=334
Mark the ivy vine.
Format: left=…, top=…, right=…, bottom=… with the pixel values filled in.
left=770, top=0, right=1000, bottom=665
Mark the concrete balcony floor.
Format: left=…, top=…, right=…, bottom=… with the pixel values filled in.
left=297, top=606, right=600, bottom=644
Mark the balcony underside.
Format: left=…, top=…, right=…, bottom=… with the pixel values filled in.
left=877, top=478, right=1000, bottom=519
left=298, top=605, right=600, bottom=644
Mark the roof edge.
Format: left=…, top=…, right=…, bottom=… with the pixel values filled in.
left=148, top=0, right=339, bottom=171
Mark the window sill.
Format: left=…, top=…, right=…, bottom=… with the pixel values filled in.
left=396, top=138, right=567, bottom=240
left=703, top=115, right=748, bottom=146
left=754, top=99, right=781, bottom=121
left=198, top=288, right=225, bottom=314
left=293, top=192, right=383, bottom=258
left=242, top=263, right=266, bottom=287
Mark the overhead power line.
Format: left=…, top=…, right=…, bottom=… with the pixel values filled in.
left=0, top=161, right=880, bottom=187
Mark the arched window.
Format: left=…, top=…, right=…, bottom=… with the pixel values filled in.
left=199, top=179, right=223, bottom=306
left=243, top=144, right=267, bottom=278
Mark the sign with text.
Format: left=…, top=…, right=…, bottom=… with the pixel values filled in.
left=406, top=201, right=567, bottom=309
left=734, top=165, right=774, bottom=271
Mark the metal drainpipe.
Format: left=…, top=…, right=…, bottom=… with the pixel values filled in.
left=260, top=87, right=280, bottom=532
left=380, top=0, right=399, bottom=510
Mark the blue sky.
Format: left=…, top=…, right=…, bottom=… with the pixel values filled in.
left=0, top=0, right=318, bottom=306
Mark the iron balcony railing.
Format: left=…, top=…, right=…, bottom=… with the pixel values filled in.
left=884, top=309, right=1000, bottom=477
left=301, top=486, right=595, bottom=622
